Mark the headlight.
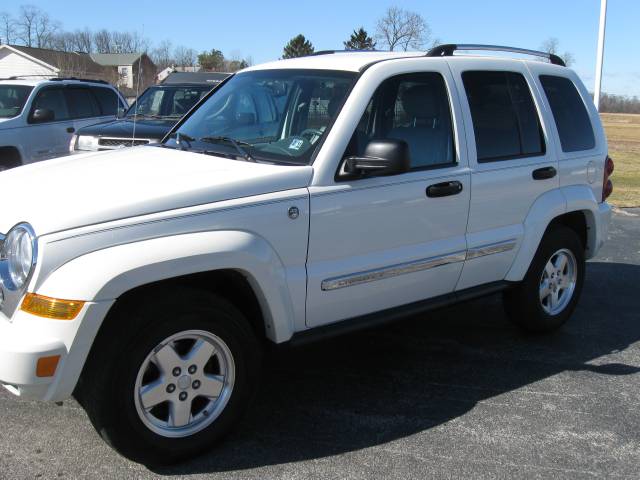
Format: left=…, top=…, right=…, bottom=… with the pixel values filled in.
left=74, top=135, right=100, bottom=151
left=0, top=223, right=37, bottom=291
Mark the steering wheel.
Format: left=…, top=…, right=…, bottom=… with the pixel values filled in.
left=299, top=128, right=324, bottom=143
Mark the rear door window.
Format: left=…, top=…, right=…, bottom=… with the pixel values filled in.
left=462, top=71, right=545, bottom=162
left=539, top=75, right=595, bottom=152
left=65, top=88, right=100, bottom=119
left=91, top=87, right=120, bottom=116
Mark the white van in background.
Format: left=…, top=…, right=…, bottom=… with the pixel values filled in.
left=0, top=78, right=127, bottom=170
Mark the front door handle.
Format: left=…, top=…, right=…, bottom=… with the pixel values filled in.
left=67, top=127, right=75, bottom=133
left=426, top=181, right=463, bottom=198
left=532, top=166, right=557, bottom=180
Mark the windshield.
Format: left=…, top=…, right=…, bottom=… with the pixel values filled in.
left=127, top=85, right=212, bottom=118
left=164, top=69, right=357, bottom=165
left=0, top=85, right=33, bottom=118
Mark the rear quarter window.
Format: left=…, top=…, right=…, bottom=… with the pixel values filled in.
left=539, top=75, right=595, bottom=152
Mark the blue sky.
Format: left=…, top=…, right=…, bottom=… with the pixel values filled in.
left=4, top=0, right=638, bottom=96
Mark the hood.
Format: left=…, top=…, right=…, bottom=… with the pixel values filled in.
left=76, top=118, right=177, bottom=139
left=0, top=146, right=313, bottom=235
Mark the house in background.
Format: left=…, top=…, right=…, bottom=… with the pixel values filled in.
left=0, top=44, right=107, bottom=81
left=89, top=53, right=156, bottom=94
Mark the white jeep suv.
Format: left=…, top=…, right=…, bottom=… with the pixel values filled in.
left=0, top=78, right=127, bottom=169
left=0, top=45, right=613, bottom=465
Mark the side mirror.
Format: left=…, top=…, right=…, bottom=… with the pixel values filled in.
left=30, top=108, right=55, bottom=123
left=344, top=139, right=411, bottom=177
left=236, top=112, right=256, bottom=126
left=117, top=107, right=126, bottom=118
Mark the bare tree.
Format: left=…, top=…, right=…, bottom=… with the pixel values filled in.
left=151, top=39, right=174, bottom=69
left=72, top=28, right=93, bottom=53
left=33, top=9, right=59, bottom=48
left=174, top=45, right=196, bottom=68
left=540, top=37, right=574, bottom=67
left=375, top=7, right=430, bottom=51
left=0, top=11, right=15, bottom=45
left=17, top=4, right=39, bottom=47
left=112, top=31, right=148, bottom=53
left=93, top=29, right=113, bottom=53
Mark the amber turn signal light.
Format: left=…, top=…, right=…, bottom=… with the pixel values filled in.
left=36, top=355, right=61, bottom=377
left=21, top=293, right=85, bottom=320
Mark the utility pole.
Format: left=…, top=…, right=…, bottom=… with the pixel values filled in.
left=594, top=0, right=608, bottom=111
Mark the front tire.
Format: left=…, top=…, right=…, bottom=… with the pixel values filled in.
left=503, top=226, right=585, bottom=332
left=76, top=288, right=261, bottom=465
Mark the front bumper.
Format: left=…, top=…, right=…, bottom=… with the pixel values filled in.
left=0, top=299, right=114, bottom=401
left=0, top=309, right=66, bottom=399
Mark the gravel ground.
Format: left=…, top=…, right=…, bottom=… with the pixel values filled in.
left=1, top=208, right=639, bottom=479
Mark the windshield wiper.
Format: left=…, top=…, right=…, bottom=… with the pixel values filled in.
left=200, top=136, right=256, bottom=162
left=175, top=132, right=194, bottom=150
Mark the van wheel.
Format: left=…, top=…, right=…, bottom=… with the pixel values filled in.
left=503, top=226, right=585, bottom=332
left=76, top=288, right=261, bottom=465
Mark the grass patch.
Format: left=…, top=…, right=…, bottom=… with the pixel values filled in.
left=601, top=113, right=640, bottom=207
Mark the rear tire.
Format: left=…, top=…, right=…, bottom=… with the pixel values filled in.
left=76, top=288, right=261, bottom=465
left=503, top=226, right=585, bottom=333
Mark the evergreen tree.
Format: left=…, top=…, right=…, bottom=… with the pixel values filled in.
left=197, top=49, right=225, bottom=71
left=344, top=27, right=376, bottom=50
left=282, top=34, right=314, bottom=59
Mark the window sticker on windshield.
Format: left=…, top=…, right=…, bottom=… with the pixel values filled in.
left=289, top=138, right=304, bottom=150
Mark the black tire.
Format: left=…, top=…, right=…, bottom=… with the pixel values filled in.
left=503, top=225, right=585, bottom=333
left=75, top=287, right=261, bottom=465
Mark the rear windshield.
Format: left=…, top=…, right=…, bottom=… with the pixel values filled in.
left=0, top=85, right=33, bottom=118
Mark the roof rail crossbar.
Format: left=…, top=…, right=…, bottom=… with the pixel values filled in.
left=426, top=44, right=566, bottom=66
left=49, top=77, right=109, bottom=84
left=308, top=49, right=382, bottom=56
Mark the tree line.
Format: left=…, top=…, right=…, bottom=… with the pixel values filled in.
left=0, top=4, right=252, bottom=72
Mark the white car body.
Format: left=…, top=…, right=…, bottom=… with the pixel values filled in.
left=0, top=51, right=611, bottom=404
left=0, top=78, right=127, bottom=167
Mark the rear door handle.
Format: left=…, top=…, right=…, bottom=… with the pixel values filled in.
left=426, top=181, right=463, bottom=198
left=532, top=166, right=557, bottom=180
left=66, top=127, right=75, bottom=133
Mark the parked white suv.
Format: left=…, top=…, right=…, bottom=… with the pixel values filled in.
left=0, top=78, right=127, bottom=169
left=0, top=45, right=613, bottom=465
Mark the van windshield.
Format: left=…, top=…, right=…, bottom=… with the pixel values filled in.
left=165, top=69, right=357, bottom=165
left=0, top=85, right=33, bottom=118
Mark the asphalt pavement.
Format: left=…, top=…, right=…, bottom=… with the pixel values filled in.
left=1, top=208, right=639, bottom=479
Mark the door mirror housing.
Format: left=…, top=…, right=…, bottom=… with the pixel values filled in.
left=30, top=108, right=55, bottom=123
left=117, top=107, right=126, bottom=118
left=344, top=139, right=411, bottom=177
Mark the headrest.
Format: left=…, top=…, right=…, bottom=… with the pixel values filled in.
left=401, top=84, right=439, bottom=120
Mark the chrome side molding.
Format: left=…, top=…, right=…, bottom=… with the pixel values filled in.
left=321, top=250, right=467, bottom=291
left=321, top=239, right=518, bottom=291
left=466, top=239, right=517, bottom=260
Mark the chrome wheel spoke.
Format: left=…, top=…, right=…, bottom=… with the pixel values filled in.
left=169, top=399, right=192, bottom=428
left=186, top=338, right=215, bottom=370
left=550, top=289, right=560, bottom=309
left=554, top=254, right=568, bottom=273
left=544, top=261, right=555, bottom=278
left=154, top=343, right=182, bottom=375
left=140, top=379, right=168, bottom=410
left=539, top=279, right=551, bottom=301
left=199, top=374, right=224, bottom=399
